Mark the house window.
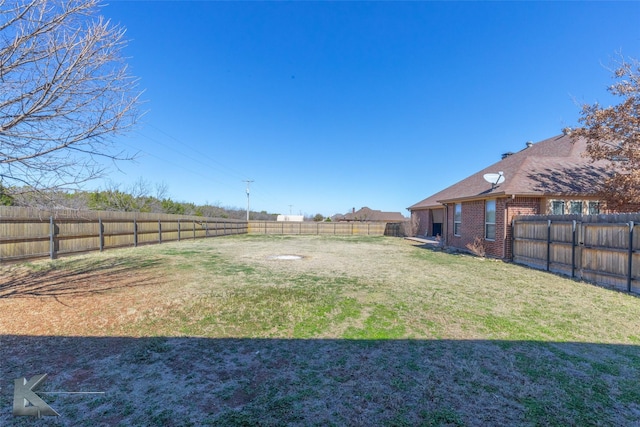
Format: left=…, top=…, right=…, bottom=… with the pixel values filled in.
left=588, top=202, right=600, bottom=215
left=569, top=201, right=583, bottom=215
left=485, top=200, right=496, bottom=240
left=454, top=203, right=461, bottom=236
left=551, top=200, right=565, bottom=215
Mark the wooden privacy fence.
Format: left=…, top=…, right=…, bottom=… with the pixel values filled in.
left=0, top=206, right=247, bottom=262
left=248, top=221, right=388, bottom=236
left=512, top=213, right=640, bottom=294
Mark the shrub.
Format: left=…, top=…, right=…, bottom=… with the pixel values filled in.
left=466, top=236, right=486, bottom=257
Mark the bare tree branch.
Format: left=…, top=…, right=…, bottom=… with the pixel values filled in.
left=0, top=0, right=142, bottom=194
left=571, top=54, right=640, bottom=212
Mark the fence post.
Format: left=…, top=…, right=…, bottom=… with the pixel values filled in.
left=99, top=218, right=104, bottom=252
left=193, top=220, right=196, bottom=239
left=547, top=219, right=551, bottom=271
left=511, top=218, right=516, bottom=261
left=134, top=219, right=138, bottom=247
left=158, top=220, right=162, bottom=243
left=628, top=221, right=634, bottom=293
left=205, top=221, right=209, bottom=237
left=49, top=216, right=55, bottom=259
left=571, top=220, right=577, bottom=278
left=177, top=219, right=181, bottom=241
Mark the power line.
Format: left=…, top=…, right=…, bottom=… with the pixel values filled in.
left=116, top=138, right=233, bottom=190
left=145, top=124, right=249, bottom=181
left=138, top=125, right=290, bottom=207
left=113, top=125, right=291, bottom=211
left=143, top=129, right=290, bottom=204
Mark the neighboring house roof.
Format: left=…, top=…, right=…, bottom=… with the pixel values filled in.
left=408, top=134, right=612, bottom=210
left=342, top=207, right=406, bottom=222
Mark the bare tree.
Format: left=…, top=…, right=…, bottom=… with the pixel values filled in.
left=0, top=0, right=141, bottom=194
left=87, top=178, right=159, bottom=212
left=570, top=55, right=640, bottom=212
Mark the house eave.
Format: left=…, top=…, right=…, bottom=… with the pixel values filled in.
left=437, top=191, right=508, bottom=205
left=510, top=192, right=601, bottom=199
left=410, top=191, right=602, bottom=211
left=408, top=203, right=443, bottom=211
left=437, top=191, right=603, bottom=205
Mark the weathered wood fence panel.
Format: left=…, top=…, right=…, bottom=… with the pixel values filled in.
left=248, top=221, right=387, bottom=236
left=513, top=214, right=640, bottom=294
left=0, top=206, right=388, bottom=262
left=512, top=220, right=549, bottom=271
left=0, top=207, right=247, bottom=262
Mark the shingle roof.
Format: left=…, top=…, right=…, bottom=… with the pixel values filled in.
left=408, top=134, right=611, bottom=210
left=343, top=207, right=406, bottom=222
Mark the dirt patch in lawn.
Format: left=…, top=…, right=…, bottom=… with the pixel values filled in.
left=0, top=256, right=169, bottom=336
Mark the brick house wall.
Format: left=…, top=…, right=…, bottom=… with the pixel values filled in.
left=504, top=197, right=543, bottom=259
left=410, top=208, right=446, bottom=237
left=446, top=200, right=489, bottom=254
left=411, top=209, right=431, bottom=236
left=446, top=197, right=543, bottom=259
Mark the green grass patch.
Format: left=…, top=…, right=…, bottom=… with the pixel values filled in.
left=344, top=304, right=407, bottom=339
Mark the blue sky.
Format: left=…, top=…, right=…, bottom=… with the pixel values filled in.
left=97, top=1, right=640, bottom=217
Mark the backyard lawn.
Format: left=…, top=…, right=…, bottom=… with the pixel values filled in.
left=1, top=234, right=640, bottom=426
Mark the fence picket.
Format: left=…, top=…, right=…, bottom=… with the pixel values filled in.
left=0, top=207, right=246, bottom=262
left=513, top=214, right=640, bottom=295
left=0, top=205, right=387, bottom=263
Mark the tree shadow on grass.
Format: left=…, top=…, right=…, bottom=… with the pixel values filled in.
left=1, top=335, right=639, bottom=426
left=0, top=257, right=163, bottom=299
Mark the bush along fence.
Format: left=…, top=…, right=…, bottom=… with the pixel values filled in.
left=248, top=221, right=388, bottom=236
left=512, top=213, right=640, bottom=295
left=0, top=206, right=247, bottom=262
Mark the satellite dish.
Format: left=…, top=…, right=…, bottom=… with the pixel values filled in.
left=483, top=171, right=505, bottom=188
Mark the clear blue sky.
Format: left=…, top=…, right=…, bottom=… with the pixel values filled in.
left=97, top=1, right=640, bottom=218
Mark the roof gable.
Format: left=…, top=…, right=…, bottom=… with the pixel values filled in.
left=343, top=207, right=406, bottom=222
left=408, top=134, right=611, bottom=210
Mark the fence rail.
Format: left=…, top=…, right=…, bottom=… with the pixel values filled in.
left=0, top=205, right=394, bottom=263
left=248, top=221, right=388, bottom=236
left=0, top=207, right=247, bottom=262
left=512, top=213, right=640, bottom=294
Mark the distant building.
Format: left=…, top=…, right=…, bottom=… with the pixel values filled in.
left=340, top=207, right=406, bottom=223
left=276, top=215, right=304, bottom=222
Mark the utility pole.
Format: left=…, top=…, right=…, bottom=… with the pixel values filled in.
left=243, top=180, right=254, bottom=221
left=288, top=205, right=293, bottom=215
